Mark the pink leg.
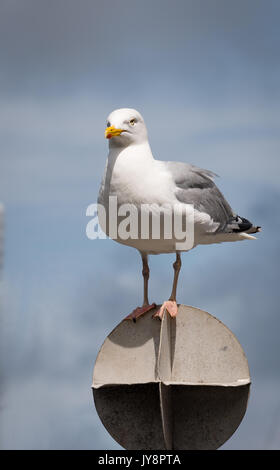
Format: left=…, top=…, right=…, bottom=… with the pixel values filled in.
left=124, top=253, right=156, bottom=322
left=153, top=253, right=182, bottom=320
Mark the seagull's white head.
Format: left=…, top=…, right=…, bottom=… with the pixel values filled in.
left=105, top=108, right=148, bottom=148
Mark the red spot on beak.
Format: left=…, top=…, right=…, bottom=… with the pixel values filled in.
left=106, top=134, right=112, bottom=139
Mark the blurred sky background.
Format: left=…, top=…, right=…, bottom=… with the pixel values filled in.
left=0, top=0, right=280, bottom=449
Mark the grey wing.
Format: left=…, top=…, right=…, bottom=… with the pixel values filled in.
left=166, top=161, right=237, bottom=233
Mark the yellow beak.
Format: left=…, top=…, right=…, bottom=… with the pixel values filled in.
left=105, top=125, right=123, bottom=139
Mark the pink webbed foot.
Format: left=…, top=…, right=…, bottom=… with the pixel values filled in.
left=153, top=300, right=178, bottom=320
left=124, top=303, right=157, bottom=323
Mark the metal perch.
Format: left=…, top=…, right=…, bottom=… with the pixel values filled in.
left=92, top=305, right=250, bottom=450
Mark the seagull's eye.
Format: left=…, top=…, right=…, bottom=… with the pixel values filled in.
left=129, top=118, right=136, bottom=126
left=106, top=122, right=110, bottom=127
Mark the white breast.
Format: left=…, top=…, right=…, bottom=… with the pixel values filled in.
left=101, top=143, right=177, bottom=208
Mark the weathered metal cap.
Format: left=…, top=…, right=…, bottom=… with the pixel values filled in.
left=92, top=305, right=250, bottom=450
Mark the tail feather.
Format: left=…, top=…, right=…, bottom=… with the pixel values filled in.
left=246, top=225, right=261, bottom=234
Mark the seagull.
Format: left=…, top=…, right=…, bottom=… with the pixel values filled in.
left=98, top=108, right=261, bottom=321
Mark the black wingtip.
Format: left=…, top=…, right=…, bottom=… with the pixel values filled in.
left=232, top=216, right=252, bottom=233
left=244, top=225, right=261, bottom=234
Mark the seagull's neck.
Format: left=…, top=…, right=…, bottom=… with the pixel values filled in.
left=104, top=141, right=157, bottom=204
left=107, top=141, right=154, bottom=169
left=103, top=140, right=176, bottom=207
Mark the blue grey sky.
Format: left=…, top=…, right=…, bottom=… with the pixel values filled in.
left=0, top=0, right=280, bottom=449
